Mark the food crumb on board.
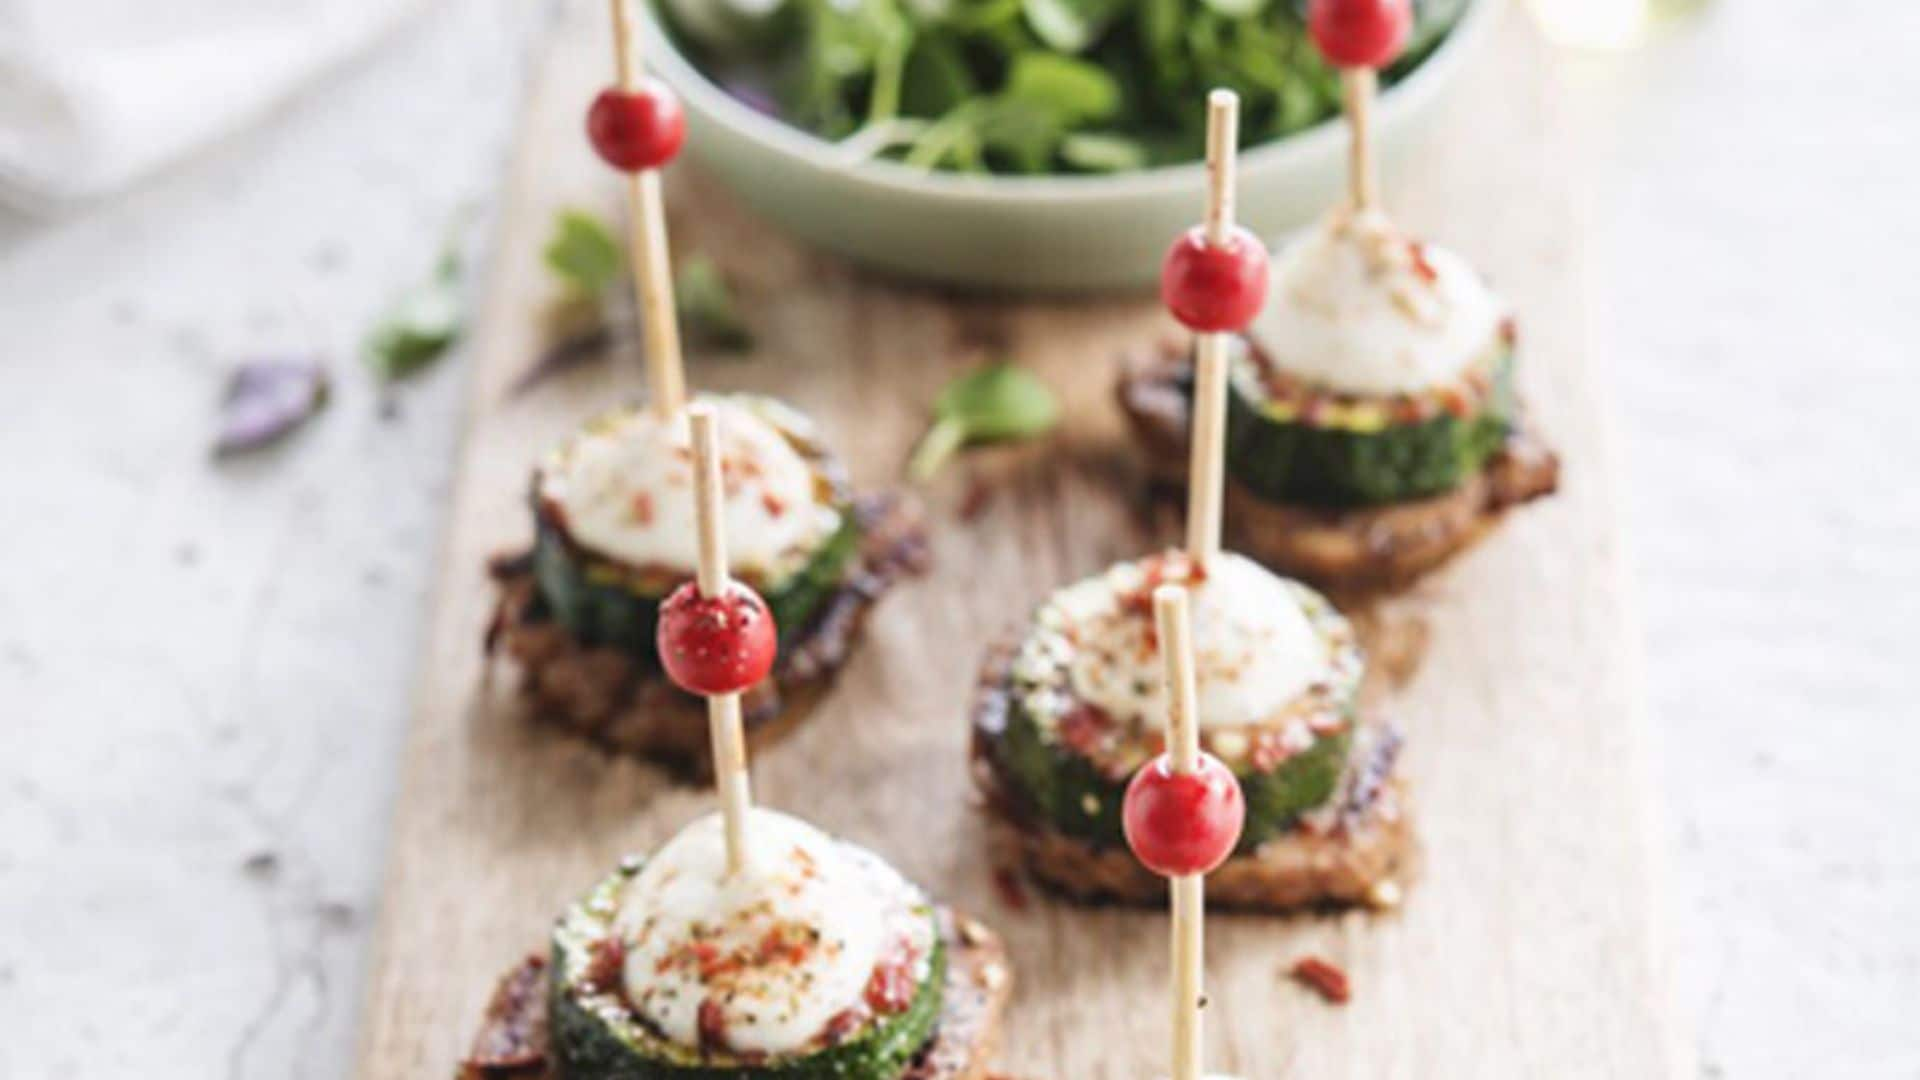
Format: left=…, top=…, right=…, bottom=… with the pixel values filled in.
left=958, top=474, right=995, bottom=522
left=1289, top=955, right=1351, bottom=1004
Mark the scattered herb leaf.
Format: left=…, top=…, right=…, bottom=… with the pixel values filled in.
left=544, top=209, right=623, bottom=298
left=675, top=255, right=754, bottom=352
left=541, top=208, right=750, bottom=354
left=213, top=359, right=329, bottom=457
left=908, top=360, right=1059, bottom=481
left=365, top=253, right=463, bottom=381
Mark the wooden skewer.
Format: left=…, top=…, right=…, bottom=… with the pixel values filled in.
left=1341, top=67, right=1380, bottom=213
left=1200, top=89, right=1237, bottom=248
left=1154, top=585, right=1205, bottom=1080
left=608, top=0, right=686, bottom=419
left=1184, top=90, right=1240, bottom=571
left=688, top=405, right=751, bottom=874
left=1157, top=585, right=1201, bottom=774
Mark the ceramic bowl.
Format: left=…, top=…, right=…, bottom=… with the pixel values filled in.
left=639, top=0, right=1493, bottom=292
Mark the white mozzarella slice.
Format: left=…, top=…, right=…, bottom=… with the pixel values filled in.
left=1247, top=212, right=1504, bottom=397
left=618, top=809, right=933, bottom=1057
left=539, top=396, right=840, bottom=581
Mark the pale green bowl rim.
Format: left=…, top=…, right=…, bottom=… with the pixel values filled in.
left=636, top=0, right=1493, bottom=205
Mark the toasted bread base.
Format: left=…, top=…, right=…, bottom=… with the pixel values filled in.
left=1116, top=347, right=1559, bottom=592
left=459, top=908, right=1012, bottom=1080
left=485, top=493, right=928, bottom=778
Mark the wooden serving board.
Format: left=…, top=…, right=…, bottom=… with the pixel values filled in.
left=353, top=3, right=1686, bottom=1076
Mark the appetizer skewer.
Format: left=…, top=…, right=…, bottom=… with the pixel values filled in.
left=1172, top=90, right=1262, bottom=571
left=591, top=0, right=687, bottom=419
left=462, top=412, right=1009, bottom=1080
left=1315, top=0, right=1402, bottom=214
left=1124, top=586, right=1247, bottom=1080
left=659, top=403, right=771, bottom=870
left=486, top=0, right=928, bottom=775
left=1118, top=0, right=1558, bottom=591
left=972, top=91, right=1413, bottom=912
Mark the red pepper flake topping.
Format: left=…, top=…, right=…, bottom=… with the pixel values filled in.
left=1289, top=955, right=1351, bottom=1004
left=1056, top=703, right=1112, bottom=755
left=864, top=953, right=918, bottom=1015
left=697, top=997, right=730, bottom=1053
left=630, top=491, right=654, bottom=526
left=656, top=919, right=823, bottom=985
left=753, top=923, right=817, bottom=967
left=656, top=938, right=723, bottom=979
left=1118, top=551, right=1207, bottom=618
left=583, top=936, right=626, bottom=993
left=1306, top=709, right=1347, bottom=736
left=821, top=1006, right=866, bottom=1046
left=1406, top=241, right=1439, bottom=284
left=760, top=490, right=787, bottom=518
left=1246, top=340, right=1499, bottom=430
left=1250, top=729, right=1295, bottom=773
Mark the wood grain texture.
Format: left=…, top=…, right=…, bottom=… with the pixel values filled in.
left=351, top=2, right=1687, bottom=1076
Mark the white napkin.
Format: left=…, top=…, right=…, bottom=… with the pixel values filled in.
left=0, top=0, right=429, bottom=210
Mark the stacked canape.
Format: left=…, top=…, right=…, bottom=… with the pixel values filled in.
left=487, top=0, right=924, bottom=774
left=974, top=90, right=1413, bottom=912
left=1118, top=0, right=1557, bottom=589
left=463, top=405, right=1008, bottom=1080
left=970, top=548, right=1409, bottom=908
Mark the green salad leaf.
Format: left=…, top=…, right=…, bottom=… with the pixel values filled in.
left=1059, top=131, right=1149, bottom=172
left=1005, top=53, right=1121, bottom=122
left=659, top=0, right=1468, bottom=176
left=908, top=361, right=1061, bottom=480
left=1020, top=0, right=1124, bottom=53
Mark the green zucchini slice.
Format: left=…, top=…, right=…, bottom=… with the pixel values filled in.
left=994, top=698, right=1352, bottom=853
left=530, top=509, right=860, bottom=655
left=1225, top=342, right=1516, bottom=508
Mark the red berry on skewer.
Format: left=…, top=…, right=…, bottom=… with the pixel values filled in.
left=1160, top=224, right=1269, bottom=334
left=1123, top=751, right=1246, bottom=877
left=587, top=80, right=687, bottom=172
left=1307, top=0, right=1413, bottom=70
left=656, top=580, right=777, bottom=696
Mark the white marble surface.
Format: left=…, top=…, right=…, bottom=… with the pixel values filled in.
left=0, top=2, right=1913, bottom=1078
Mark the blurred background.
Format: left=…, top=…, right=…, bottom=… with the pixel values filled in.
left=1, top=0, right=1914, bottom=1076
